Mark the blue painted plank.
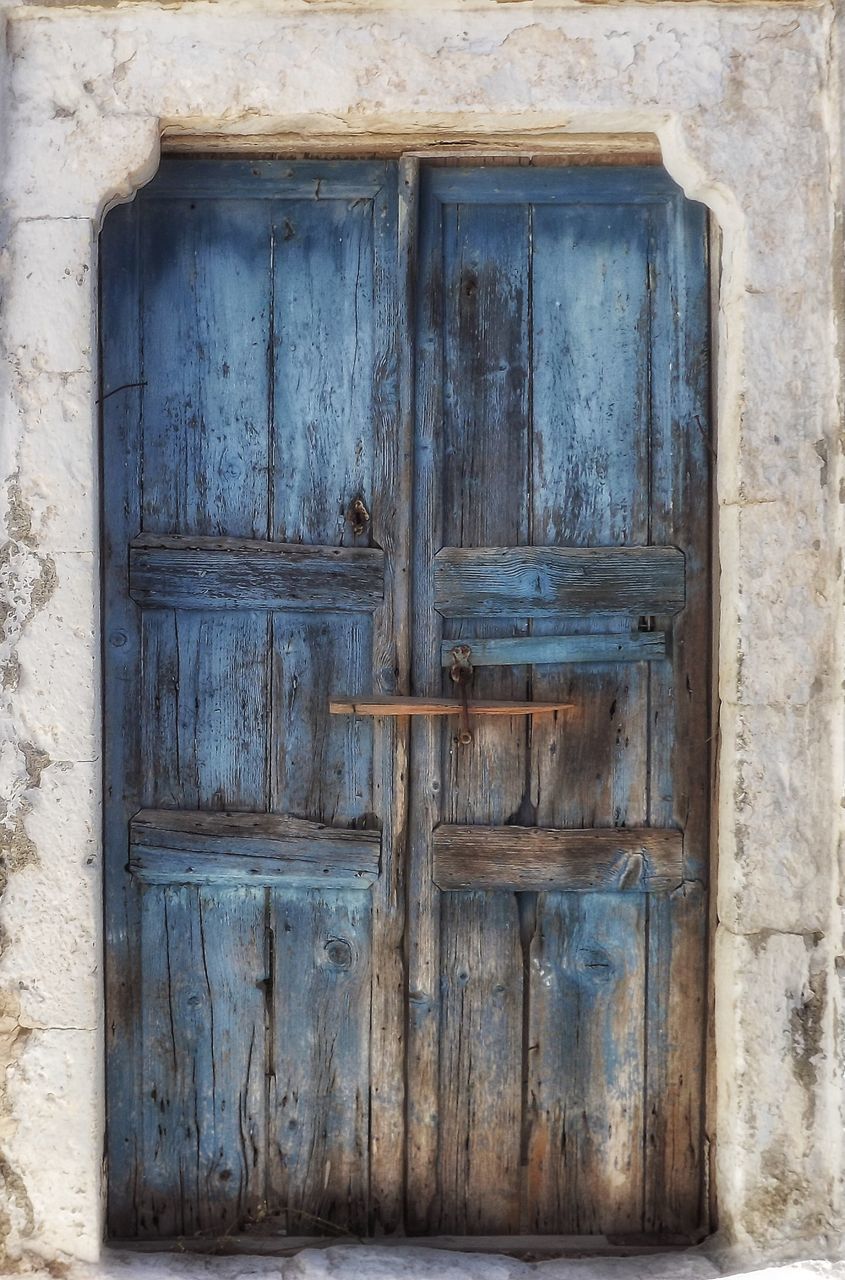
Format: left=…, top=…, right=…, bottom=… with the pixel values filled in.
left=405, top=166, right=446, bottom=1230
left=138, top=884, right=266, bottom=1236
left=129, top=809, right=380, bottom=887
left=433, top=546, right=685, bottom=618
left=425, top=165, right=682, bottom=207
left=271, top=196, right=376, bottom=546
left=438, top=631, right=667, bottom=667
left=368, top=159, right=408, bottom=1232
left=144, top=157, right=390, bottom=200
left=140, top=611, right=270, bottom=811
left=434, top=198, right=531, bottom=1231
left=525, top=893, right=647, bottom=1233
left=140, top=197, right=272, bottom=539
left=525, top=198, right=653, bottom=1230
left=268, top=889, right=372, bottom=1234
left=129, top=538, right=384, bottom=611
left=271, top=612, right=374, bottom=826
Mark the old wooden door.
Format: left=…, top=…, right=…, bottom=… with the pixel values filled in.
left=102, top=158, right=710, bottom=1246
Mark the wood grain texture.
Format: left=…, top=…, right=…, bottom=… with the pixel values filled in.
left=137, top=885, right=267, bottom=1237
left=438, top=890, right=523, bottom=1233
left=363, top=167, right=408, bottom=1230
left=144, top=158, right=389, bottom=201
left=129, top=809, right=380, bottom=887
left=101, top=197, right=145, bottom=1235
left=271, top=612, right=375, bottom=827
left=329, top=695, right=573, bottom=716
left=432, top=826, right=683, bottom=892
left=104, top=159, right=711, bottom=1244
left=104, top=160, right=401, bottom=1242
left=439, top=632, right=667, bottom=667
left=267, top=890, right=372, bottom=1235
left=272, top=197, right=375, bottom=547
left=525, top=893, right=648, bottom=1234
left=641, top=192, right=711, bottom=1237
left=524, top=199, right=653, bottom=1233
left=434, top=197, right=532, bottom=1233
left=425, top=167, right=681, bottom=207
left=139, top=197, right=272, bottom=540
left=434, top=546, right=685, bottom=618
left=405, top=166, right=446, bottom=1231
left=129, top=537, right=384, bottom=611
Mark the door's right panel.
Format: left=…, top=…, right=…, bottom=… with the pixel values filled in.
left=409, top=166, right=710, bottom=1239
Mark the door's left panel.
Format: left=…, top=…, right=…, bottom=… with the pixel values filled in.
left=101, top=161, right=404, bottom=1242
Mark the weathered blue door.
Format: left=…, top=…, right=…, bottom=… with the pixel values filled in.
left=102, top=159, right=710, bottom=1245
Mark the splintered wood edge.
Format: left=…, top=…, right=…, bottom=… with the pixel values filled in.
left=329, top=696, right=574, bottom=716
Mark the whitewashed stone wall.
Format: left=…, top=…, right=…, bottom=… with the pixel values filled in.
left=0, top=0, right=844, bottom=1271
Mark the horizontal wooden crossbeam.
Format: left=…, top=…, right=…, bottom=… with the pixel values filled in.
left=129, top=534, right=384, bottom=611
left=434, top=546, right=685, bottom=618
left=129, top=809, right=380, bottom=887
left=329, top=695, right=573, bottom=716
left=439, top=631, right=667, bottom=668
left=433, top=825, right=683, bottom=893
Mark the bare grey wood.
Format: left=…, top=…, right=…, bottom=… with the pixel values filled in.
left=366, top=158, right=411, bottom=1230
left=138, top=885, right=267, bottom=1236
left=268, top=889, right=372, bottom=1234
left=129, top=810, right=380, bottom=886
left=524, top=202, right=654, bottom=1233
left=642, top=194, right=712, bottom=1235
left=129, top=535, right=384, bottom=610
left=434, top=545, right=685, bottom=617
left=405, top=164, right=445, bottom=1231
left=438, top=631, right=667, bottom=667
left=433, top=825, right=683, bottom=893
left=431, top=198, right=532, bottom=1234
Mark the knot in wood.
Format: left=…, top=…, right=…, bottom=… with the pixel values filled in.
left=324, top=937, right=353, bottom=970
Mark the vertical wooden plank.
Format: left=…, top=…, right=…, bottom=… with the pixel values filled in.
left=266, top=167, right=397, bottom=1234
left=645, top=883, right=708, bottom=1236
left=368, top=167, right=408, bottom=1233
left=438, top=893, right=523, bottom=1233
left=524, top=893, right=647, bottom=1234
left=526, top=202, right=652, bottom=1233
left=141, top=611, right=271, bottom=812
left=643, top=194, right=710, bottom=1236
left=271, top=197, right=375, bottom=546
left=101, top=199, right=144, bottom=1236
left=271, top=613, right=373, bottom=826
left=138, top=886, right=266, bottom=1238
left=140, top=199, right=272, bottom=539
left=436, top=198, right=530, bottom=1232
left=268, top=890, right=372, bottom=1235
left=134, top=193, right=273, bottom=1238
left=406, top=171, right=445, bottom=1233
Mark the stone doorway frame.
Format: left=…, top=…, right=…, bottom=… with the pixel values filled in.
left=0, top=3, right=843, bottom=1270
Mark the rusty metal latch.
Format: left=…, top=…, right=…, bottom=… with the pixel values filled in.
left=449, top=645, right=474, bottom=746
left=348, top=496, right=370, bottom=538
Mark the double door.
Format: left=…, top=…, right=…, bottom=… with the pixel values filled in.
left=102, top=157, right=710, bottom=1244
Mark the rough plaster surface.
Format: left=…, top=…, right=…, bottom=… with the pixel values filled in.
left=0, top=0, right=844, bottom=1272
left=5, top=1250, right=844, bottom=1280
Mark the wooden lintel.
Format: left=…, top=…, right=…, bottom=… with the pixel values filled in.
left=329, top=695, right=573, bottom=717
